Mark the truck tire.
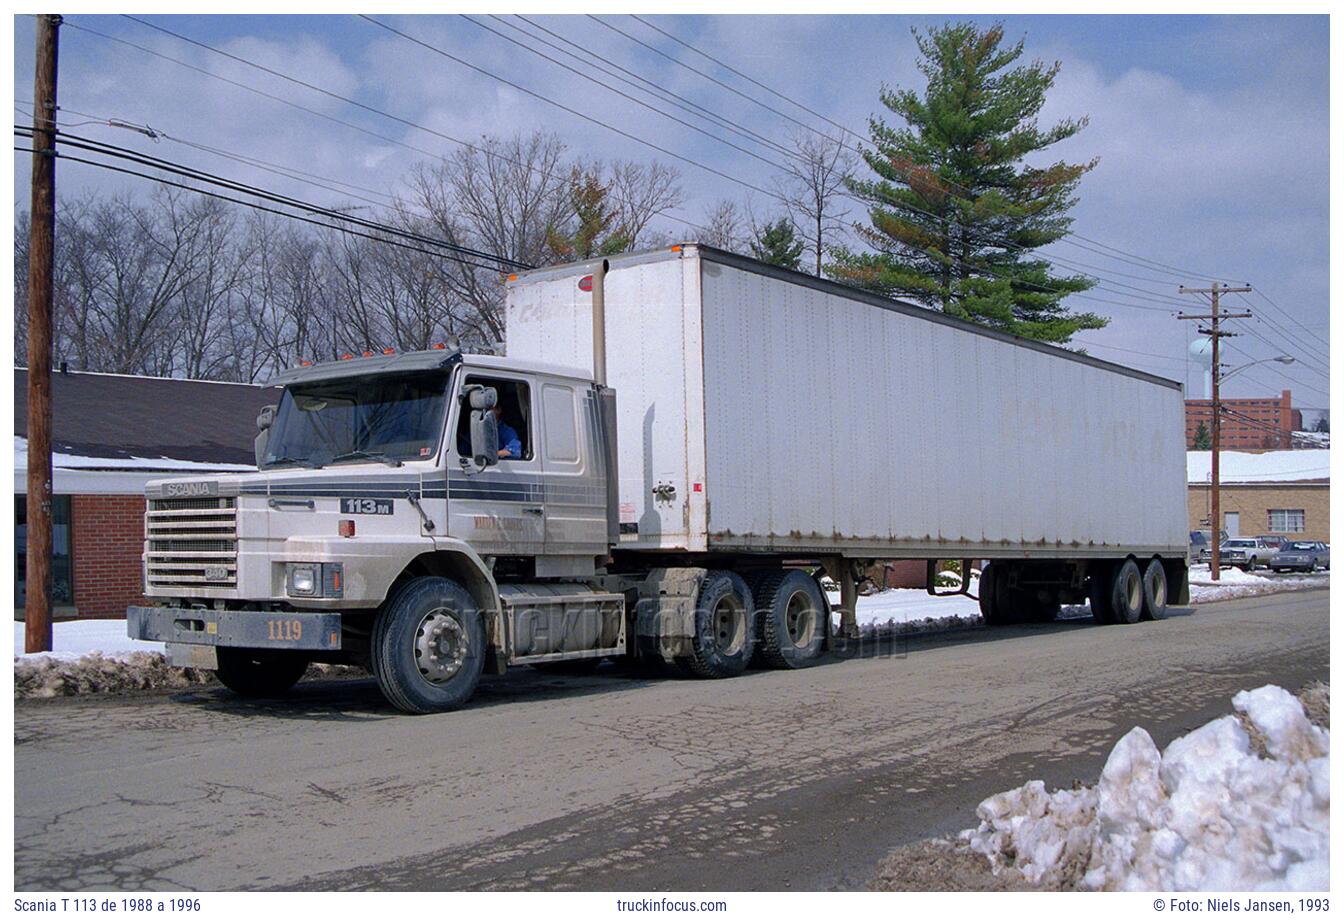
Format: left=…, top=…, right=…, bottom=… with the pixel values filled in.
left=1141, top=558, right=1169, bottom=621
left=677, top=570, right=755, bottom=678
left=371, top=576, right=485, bottom=714
left=214, top=647, right=309, bottom=698
left=1088, top=562, right=1117, bottom=625
left=753, top=570, right=827, bottom=668
left=1111, top=559, right=1145, bottom=625
left=979, top=562, right=1012, bottom=626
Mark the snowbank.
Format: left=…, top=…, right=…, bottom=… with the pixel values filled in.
left=14, top=619, right=164, bottom=661
left=962, top=684, right=1329, bottom=891
left=1188, top=565, right=1328, bottom=603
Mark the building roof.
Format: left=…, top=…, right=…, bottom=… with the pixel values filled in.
left=1187, top=449, right=1330, bottom=485
left=13, top=368, right=275, bottom=468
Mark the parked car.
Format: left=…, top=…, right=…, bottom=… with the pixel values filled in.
left=1218, top=536, right=1280, bottom=571
left=1190, top=529, right=1228, bottom=563
left=1257, top=535, right=1290, bottom=552
left=1272, top=541, right=1331, bottom=573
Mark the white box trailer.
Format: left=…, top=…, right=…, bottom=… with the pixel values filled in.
left=129, top=244, right=1193, bottom=714
left=506, top=244, right=1188, bottom=566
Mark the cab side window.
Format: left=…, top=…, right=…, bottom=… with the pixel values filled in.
left=456, top=376, right=533, bottom=462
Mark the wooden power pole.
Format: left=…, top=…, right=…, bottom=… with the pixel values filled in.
left=25, top=14, right=61, bottom=653
left=1179, top=282, right=1252, bottom=584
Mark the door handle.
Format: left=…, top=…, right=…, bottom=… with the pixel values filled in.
left=523, top=507, right=544, bottom=515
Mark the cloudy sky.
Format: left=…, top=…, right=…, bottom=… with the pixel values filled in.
left=11, top=13, right=1330, bottom=419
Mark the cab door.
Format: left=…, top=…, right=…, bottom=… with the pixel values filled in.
left=537, top=380, right=607, bottom=556
left=446, top=373, right=545, bottom=556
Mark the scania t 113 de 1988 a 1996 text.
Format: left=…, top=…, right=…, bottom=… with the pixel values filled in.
left=129, top=244, right=1189, bottom=713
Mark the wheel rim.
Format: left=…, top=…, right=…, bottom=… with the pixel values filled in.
left=1151, top=570, right=1167, bottom=608
left=783, top=590, right=818, bottom=649
left=712, top=594, right=747, bottom=656
left=414, top=607, right=469, bottom=684
left=1125, top=570, right=1143, bottom=612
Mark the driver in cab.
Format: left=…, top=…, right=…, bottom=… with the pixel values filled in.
left=492, top=404, right=522, bottom=459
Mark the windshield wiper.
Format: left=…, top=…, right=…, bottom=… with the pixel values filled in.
left=328, top=449, right=403, bottom=468
left=266, top=455, right=320, bottom=469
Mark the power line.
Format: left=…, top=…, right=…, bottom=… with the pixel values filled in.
left=16, top=127, right=529, bottom=272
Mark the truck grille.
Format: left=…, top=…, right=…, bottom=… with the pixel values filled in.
left=145, top=497, right=238, bottom=588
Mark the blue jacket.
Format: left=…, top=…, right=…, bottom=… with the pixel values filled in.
left=498, top=420, right=522, bottom=459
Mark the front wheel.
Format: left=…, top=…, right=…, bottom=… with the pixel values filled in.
left=372, top=576, right=485, bottom=714
left=214, top=647, right=309, bottom=698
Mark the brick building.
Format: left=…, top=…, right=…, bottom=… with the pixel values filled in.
left=1187, top=449, right=1330, bottom=542
left=14, top=369, right=270, bottom=619
left=1185, top=389, right=1304, bottom=450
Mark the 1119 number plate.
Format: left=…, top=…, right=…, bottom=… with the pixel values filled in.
left=340, top=497, right=393, bottom=515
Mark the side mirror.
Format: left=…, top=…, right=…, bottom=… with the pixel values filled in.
left=464, top=386, right=499, bottom=468
left=254, top=404, right=277, bottom=468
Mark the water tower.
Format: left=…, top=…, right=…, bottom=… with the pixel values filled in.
left=1189, top=336, right=1214, bottom=398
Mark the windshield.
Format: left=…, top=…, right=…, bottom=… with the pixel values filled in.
left=262, top=371, right=449, bottom=469
left=1226, top=539, right=1255, bottom=547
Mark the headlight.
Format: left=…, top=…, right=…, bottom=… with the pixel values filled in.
left=286, top=562, right=343, bottom=598
left=288, top=564, right=318, bottom=596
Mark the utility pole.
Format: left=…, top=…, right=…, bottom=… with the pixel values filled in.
left=25, top=14, right=61, bottom=653
left=1179, top=282, right=1252, bottom=583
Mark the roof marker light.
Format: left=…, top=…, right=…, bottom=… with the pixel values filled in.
left=300, top=360, right=312, bottom=367
left=341, top=353, right=354, bottom=360
left=670, top=245, right=682, bottom=252
left=432, top=342, right=447, bottom=350
left=507, top=273, right=518, bottom=282
left=383, top=348, right=395, bottom=355
left=362, top=350, right=374, bottom=358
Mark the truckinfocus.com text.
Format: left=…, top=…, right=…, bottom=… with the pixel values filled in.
left=616, top=898, right=728, bottom=912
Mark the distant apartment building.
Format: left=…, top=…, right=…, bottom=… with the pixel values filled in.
left=1185, top=389, right=1304, bottom=450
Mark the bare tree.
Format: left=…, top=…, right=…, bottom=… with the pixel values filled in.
left=773, top=131, right=857, bottom=276
left=696, top=198, right=749, bottom=254
left=605, top=159, right=683, bottom=244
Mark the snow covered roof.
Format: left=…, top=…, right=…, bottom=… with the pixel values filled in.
left=14, top=367, right=274, bottom=467
left=1187, top=449, right=1329, bottom=484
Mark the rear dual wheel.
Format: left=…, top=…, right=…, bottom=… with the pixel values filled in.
left=676, top=570, right=756, bottom=678
left=752, top=570, right=827, bottom=669
left=1091, top=558, right=1166, bottom=625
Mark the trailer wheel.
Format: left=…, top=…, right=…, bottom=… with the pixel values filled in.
left=979, top=562, right=1012, bottom=626
left=371, top=576, right=485, bottom=714
left=1111, top=559, right=1145, bottom=625
left=753, top=570, right=827, bottom=668
left=677, top=570, right=755, bottom=678
left=214, top=648, right=309, bottom=698
left=1088, top=562, right=1117, bottom=625
left=1141, top=558, right=1169, bottom=621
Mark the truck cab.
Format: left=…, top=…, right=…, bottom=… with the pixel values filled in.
left=130, top=346, right=628, bottom=712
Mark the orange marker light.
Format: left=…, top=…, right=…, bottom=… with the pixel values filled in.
left=432, top=342, right=446, bottom=350
left=300, top=360, right=312, bottom=366
left=383, top=348, right=395, bottom=355
left=341, top=353, right=354, bottom=360
left=670, top=245, right=682, bottom=252
left=507, top=273, right=518, bottom=282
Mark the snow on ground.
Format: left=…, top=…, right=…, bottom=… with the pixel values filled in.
left=1188, top=564, right=1329, bottom=603
left=961, top=684, right=1329, bottom=891
left=13, top=619, right=163, bottom=661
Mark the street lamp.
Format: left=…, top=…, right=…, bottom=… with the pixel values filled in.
left=1206, top=353, right=1295, bottom=582
left=1221, top=354, right=1295, bottom=383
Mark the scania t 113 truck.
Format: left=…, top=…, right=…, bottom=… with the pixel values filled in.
left=129, top=244, right=1189, bottom=713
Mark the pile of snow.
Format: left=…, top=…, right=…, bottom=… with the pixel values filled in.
left=14, top=619, right=164, bottom=662
left=962, top=685, right=1329, bottom=891
left=1187, top=564, right=1328, bottom=603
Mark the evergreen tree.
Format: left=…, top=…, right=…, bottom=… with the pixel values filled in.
left=830, top=22, right=1106, bottom=343
left=1192, top=421, right=1212, bottom=450
left=750, top=218, right=804, bottom=270
left=545, top=168, right=632, bottom=263
left=1313, top=415, right=1330, bottom=434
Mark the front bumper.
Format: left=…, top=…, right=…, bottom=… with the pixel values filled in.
left=128, top=606, right=342, bottom=651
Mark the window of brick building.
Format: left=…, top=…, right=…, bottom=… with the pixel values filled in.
left=1267, top=509, right=1306, bottom=534
left=15, top=495, right=74, bottom=609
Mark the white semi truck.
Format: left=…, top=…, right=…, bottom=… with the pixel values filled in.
left=129, top=244, right=1189, bottom=713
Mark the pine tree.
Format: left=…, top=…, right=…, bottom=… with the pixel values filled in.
left=545, top=168, right=632, bottom=263
left=1192, top=421, right=1212, bottom=450
left=830, top=22, right=1107, bottom=344
left=750, top=218, right=804, bottom=270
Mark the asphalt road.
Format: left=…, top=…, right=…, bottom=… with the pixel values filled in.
left=14, top=588, right=1329, bottom=892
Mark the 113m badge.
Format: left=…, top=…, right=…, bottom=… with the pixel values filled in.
left=340, top=497, right=394, bottom=515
